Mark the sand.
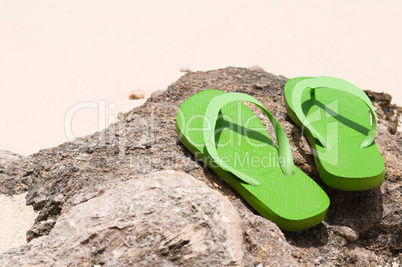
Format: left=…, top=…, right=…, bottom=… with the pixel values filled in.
left=0, top=0, right=401, bottom=156
left=0, top=193, right=36, bottom=254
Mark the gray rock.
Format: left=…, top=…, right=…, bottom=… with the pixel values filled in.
left=366, top=90, right=402, bottom=134
left=0, top=151, right=30, bottom=195
left=0, top=171, right=244, bottom=266
left=332, top=226, right=359, bottom=242
left=0, top=67, right=400, bottom=265
left=150, top=90, right=166, bottom=99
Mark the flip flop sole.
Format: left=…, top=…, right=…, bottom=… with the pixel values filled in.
left=177, top=89, right=329, bottom=231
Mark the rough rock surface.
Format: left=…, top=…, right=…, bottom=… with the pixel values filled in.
left=0, top=67, right=401, bottom=266
left=0, top=171, right=245, bottom=266
left=0, top=151, right=30, bottom=194
left=366, top=90, right=402, bottom=134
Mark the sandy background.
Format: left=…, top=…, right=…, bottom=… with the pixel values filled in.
left=1, top=1, right=401, bottom=156
left=0, top=193, right=36, bottom=254
left=0, top=0, right=401, bottom=254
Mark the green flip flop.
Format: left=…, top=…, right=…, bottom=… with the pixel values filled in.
left=284, top=76, right=385, bottom=191
left=176, top=89, right=329, bottom=231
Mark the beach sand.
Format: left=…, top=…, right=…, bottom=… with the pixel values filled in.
left=0, top=0, right=401, bottom=156
left=0, top=0, right=401, bottom=253
left=0, top=193, right=36, bottom=255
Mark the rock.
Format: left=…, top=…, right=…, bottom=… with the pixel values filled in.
left=0, top=151, right=22, bottom=167
left=253, top=83, right=263, bottom=89
left=248, top=65, right=265, bottom=71
left=365, top=90, right=402, bottom=134
left=378, top=124, right=389, bottom=135
left=333, top=226, right=359, bottom=242
left=150, top=90, right=166, bottom=99
left=0, top=67, right=401, bottom=265
left=128, top=90, right=146, bottom=100
left=180, top=65, right=192, bottom=73
left=0, top=171, right=243, bottom=266
left=0, top=151, right=29, bottom=195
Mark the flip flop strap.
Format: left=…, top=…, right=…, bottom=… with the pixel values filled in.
left=203, top=92, right=295, bottom=186
left=291, top=76, right=377, bottom=149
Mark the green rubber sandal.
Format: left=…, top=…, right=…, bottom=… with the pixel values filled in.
left=176, top=89, right=329, bottom=231
left=284, top=76, right=385, bottom=191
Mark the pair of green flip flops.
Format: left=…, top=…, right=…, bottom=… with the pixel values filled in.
left=176, top=76, right=385, bottom=231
